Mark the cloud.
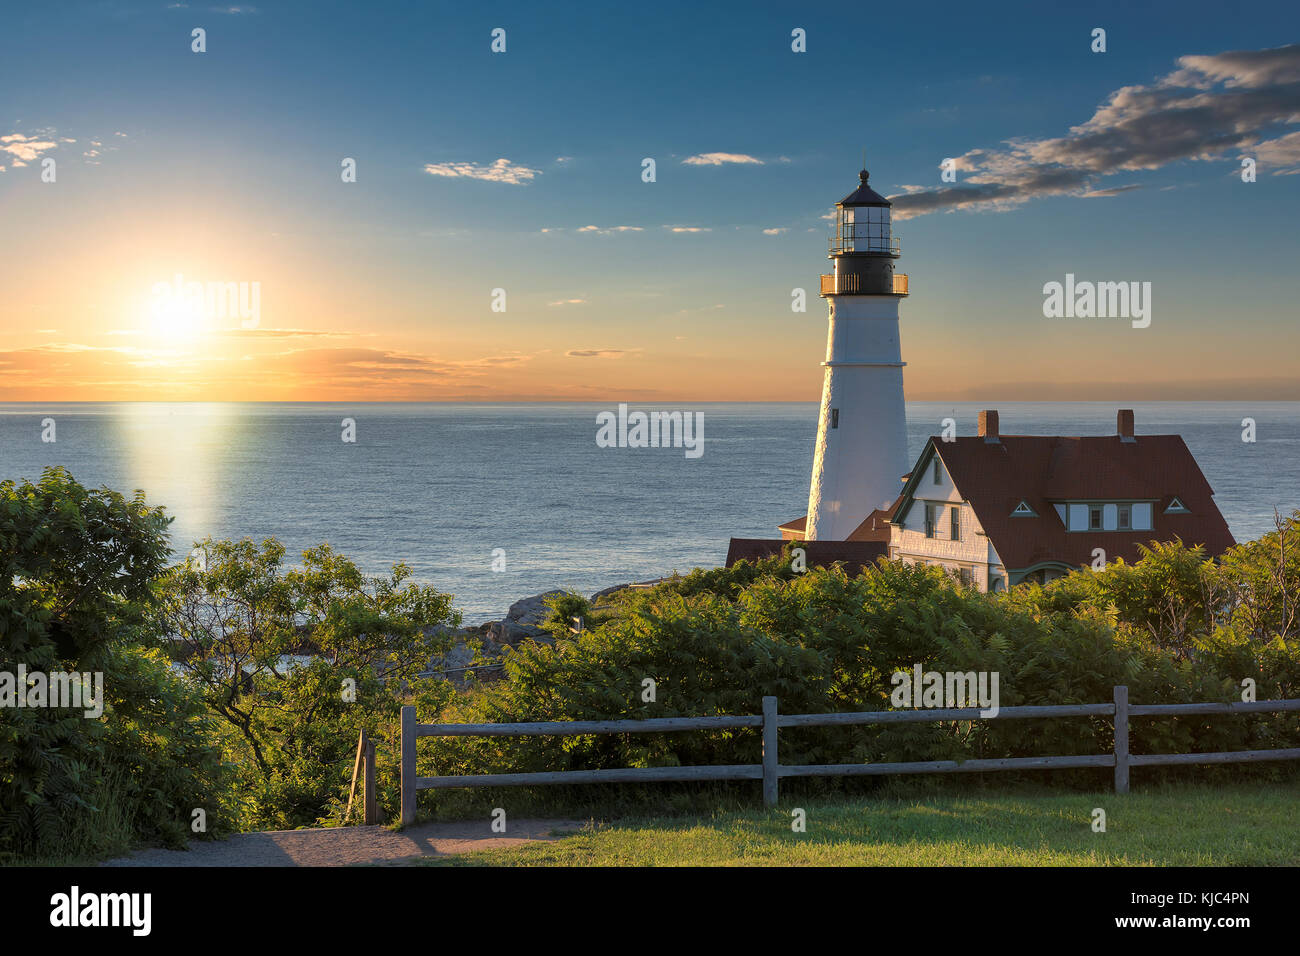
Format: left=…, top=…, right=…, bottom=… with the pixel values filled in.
left=682, top=152, right=764, bottom=166
left=0, top=133, right=59, bottom=165
left=423, top=158, right=540, bottom=185
left=761, top=227, right=787, bottom=235
left=0, top=338, right=539, bottom=400
left=576, top=224, right=643, bottom=235
left=1253, top=129, right=1300, bottom=173
left=1080, top=184, right=1144, bottom=198
left=548, top=298, right=587, bottom=307
left=665, top=225, right=711, bottom=233
left=566, top=348, right=632, bottom=358
left=208, top=327, right=352, bottom=338
left=890, top=44, right=1300, bottom=219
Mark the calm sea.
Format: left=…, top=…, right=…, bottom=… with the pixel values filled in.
left=1, top=402, right=1296, bottom=622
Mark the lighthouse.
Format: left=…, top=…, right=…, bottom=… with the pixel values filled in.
left=804, top=168, right=910, bottom=541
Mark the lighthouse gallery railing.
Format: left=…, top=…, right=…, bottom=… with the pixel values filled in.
left=820, top=273, right=909, bottom=296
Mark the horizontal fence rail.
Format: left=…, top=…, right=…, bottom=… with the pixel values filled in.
left=398, top=687, right=1300, bottom=823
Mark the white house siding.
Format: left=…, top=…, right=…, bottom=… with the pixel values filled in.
left=888, top=453, right=1005, bottom=591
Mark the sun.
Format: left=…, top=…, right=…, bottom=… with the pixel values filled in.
left=148, top=289, right=207, bottom=343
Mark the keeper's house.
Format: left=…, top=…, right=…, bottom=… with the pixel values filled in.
left=887, top=409, right=1234, bottom=591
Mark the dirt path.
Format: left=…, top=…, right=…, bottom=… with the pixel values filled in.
left=101, top=819, right=587, bottom=867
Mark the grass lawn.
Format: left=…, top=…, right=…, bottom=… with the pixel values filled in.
left=415, top=779, right=1300, bottom=866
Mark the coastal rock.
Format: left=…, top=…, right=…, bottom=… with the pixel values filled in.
left=488, top=619, right=549, bottom=646
left=427, top=633, right=507, bottom=684
left=505, top=590, right=567, bottom=630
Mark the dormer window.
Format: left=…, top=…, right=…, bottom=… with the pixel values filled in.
left=1165, top=497, right=1190, bottom=514
left=1063, top=501, right=1154, bottom=531
left=1011, top=500, right=1036, bottom=516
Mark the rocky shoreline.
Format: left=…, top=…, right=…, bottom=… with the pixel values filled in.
left=430, top=581, right=662, bottom=681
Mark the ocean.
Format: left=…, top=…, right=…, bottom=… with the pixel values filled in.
left=1, top=402, right=1297, bottom=622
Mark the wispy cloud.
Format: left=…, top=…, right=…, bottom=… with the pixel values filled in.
left=0, top=133, right=59, bottom=169
left=664, top=225, right=711, bottom=233
left=566, top=348, right=633, bottom=358
left=548, top=298, right=587, bottom=307
left=423, top=158, right=540, bottom=185
left=761, top=227, right=787, bottom=235
left=682, top=152, right=764, bottom=166
left=576, top=224, right=643, bottom=235
left=891, top=44, right=1300, bottom=219
left=0, top=339, right=539, bottom=400
left=208, top=327, right=354, bottom=338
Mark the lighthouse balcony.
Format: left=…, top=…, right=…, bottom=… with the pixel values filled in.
left=821, top=273, right=909, bottom=296
left=828, top=234, right=901, bottom=256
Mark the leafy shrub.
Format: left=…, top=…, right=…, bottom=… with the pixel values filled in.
left=0, top=468, right=229, bottom=861
left=415, top=536, right=1300, bottom=815
left=162, top=537, right=462, bottom=830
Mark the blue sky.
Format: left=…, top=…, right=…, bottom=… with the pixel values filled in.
left=1, top=0, right=1298, bottom=400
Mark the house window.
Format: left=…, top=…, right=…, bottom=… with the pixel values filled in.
left=925, top=503, right=937, bottom=538
left=1118, top=505, right=1131, bottom=530
left=1165, top=497, right=1189, bottom=514
left=933, top=458, right=941, bottom=484
left=959, top=566, right=973, bottom=587
left=950, top=506, right=960, bottom=541
left=1011, top=500, right=1036, bottom=517
left=1089, top=506, right=1102, bottom=530
left=831, top=408, right=839, bottom=429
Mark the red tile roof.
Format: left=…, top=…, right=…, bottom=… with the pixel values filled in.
left=912, top=434, right=1235, bottom=571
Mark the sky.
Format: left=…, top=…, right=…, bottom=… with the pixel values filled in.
left=1, top=0, right=1298, bottom=402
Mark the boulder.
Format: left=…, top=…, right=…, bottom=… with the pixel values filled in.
left=488, top=619, right=551, bottom=646
left=505, top=590, right=567, bottom=630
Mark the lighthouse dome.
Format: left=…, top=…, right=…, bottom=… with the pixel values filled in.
left=838, top=169, right=891, bottom=207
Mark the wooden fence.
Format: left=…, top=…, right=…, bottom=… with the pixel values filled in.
left=398, top=687, right=1300, bottom=825
left=346, top=729, right=379, bottom=826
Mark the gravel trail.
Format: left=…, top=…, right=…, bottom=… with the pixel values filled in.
left=101, top=819, right=587, bottom=867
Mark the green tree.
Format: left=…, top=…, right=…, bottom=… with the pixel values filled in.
left=0, top=467, right=227, bottom=860
left=162, top=537, right=462, bottom=829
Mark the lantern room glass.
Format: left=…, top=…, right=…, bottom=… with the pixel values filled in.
left=837, top=205, right=891, bottom=253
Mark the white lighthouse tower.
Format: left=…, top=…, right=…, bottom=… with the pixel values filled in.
left=804, top=168, right=910, bottom=541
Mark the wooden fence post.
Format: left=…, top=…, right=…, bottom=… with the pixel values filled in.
left=762, top=696, right=779, bottom=808
left=401, top=705, right=417, bottom=825
left=364, top=735, right=379, bottom=825
left=1113, top=685, right=1130, bottom=795
left=346, top=730, right=365, bottom=824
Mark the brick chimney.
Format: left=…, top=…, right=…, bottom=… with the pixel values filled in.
left=979, top=409, right=1000, bottom=443
left=1118, top=409, right=1135, bottom=443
